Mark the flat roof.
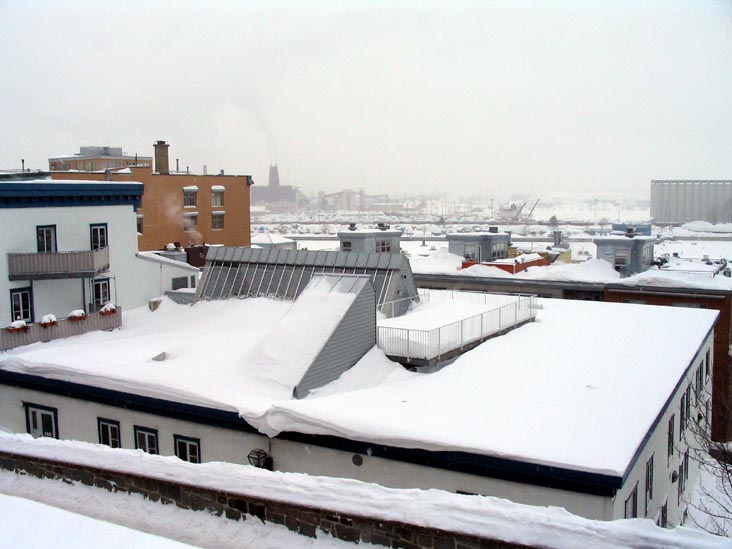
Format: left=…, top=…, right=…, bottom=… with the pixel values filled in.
left=0, top=294, right=716, bottom=478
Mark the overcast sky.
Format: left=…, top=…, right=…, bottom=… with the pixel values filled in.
left=1, top=1, right=731, bottom=199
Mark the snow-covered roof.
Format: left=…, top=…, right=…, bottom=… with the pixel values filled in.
left=251, top=232, right=294, bottom=245
left=0, top=294, right=717, bottom=477
left=135, top=252, right=200, bottom=272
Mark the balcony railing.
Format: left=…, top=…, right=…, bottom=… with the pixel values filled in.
left=377, top=295, right=536, bottom=363
left=8, top=247, right=109, bottom=280
left=0, top=307, right=122, bottom=352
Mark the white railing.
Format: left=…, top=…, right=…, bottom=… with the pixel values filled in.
left=377, top=295, right=536, bottom=362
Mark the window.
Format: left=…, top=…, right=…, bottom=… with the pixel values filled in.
left=10, top=287, right=32, bottom=323
left=25, top=403, right=58, bottom=439
left=684, top=449, right=689, bottom=483
left=172, top=276, right=189, bottom=290
left=174, top=435, right=201, bottom=463
left=183, top=190, right=197, bottom=207
left=136, top=215, right=144, bottom=234
left=706, top=350, right=711, bottom=381
left=90, top=224, right=108, bottom=250
left=190, top=275, right=196, bottom=289
left=93, top=278, right=110, bottom=309
left=212, top=190, right=224, bottom=207
left=211, top=213, right=224, bottom=230
left=680, top=393, right=687, bottom=437
left=645, top=455, right=654, bottom=514
left=657, top=501, right=668, bottom=528
left=667, top=415, right=675, bottom=461
left=624, top=483, right=638, bottom=518
left=184, top=213, right=198, bottom=232
left=377, top=240, right=391, bottom=253
left=678, top=462, right=684, bottom=504
left=342, top=241, right=352, bottom=252
left=98, top=418, right=120, bottom=448
left=134, top=426, right=158, bottom=454
left=696, top=365, right=704, bottom=404
left=685, top=385, right=692, bottom=425
left=36, top=225, right=57, bottom=252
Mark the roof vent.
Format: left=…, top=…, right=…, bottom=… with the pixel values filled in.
left=377, top=222, right=390, bottom=231
left=625, top=227, right=637, bottom=238
left=152, top=351, right=168, bottom=362
left=348, top=223, right=357, bottom=231
left=488, top=226, right=498, bottom=233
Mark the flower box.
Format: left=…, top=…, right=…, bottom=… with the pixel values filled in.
left=100, top=308, right=117, bottom=317
left=68, top=310, right=87, bottom=322
left=6, top=325, right=28, bottom=333
left=40, top=314, right=57, bottom=328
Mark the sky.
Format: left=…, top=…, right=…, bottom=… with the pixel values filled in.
left=1, top=1, right=731, bottom=199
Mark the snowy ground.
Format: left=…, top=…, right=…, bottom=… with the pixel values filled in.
left=0, top=431, right=729, bottom=549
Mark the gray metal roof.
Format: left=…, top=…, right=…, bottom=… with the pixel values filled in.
left=197, top=247, right=417, bottom=313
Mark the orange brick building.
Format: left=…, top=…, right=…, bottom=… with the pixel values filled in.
left=50, top=141, right=252, bottom=251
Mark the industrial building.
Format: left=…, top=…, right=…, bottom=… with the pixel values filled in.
left=650, top=180, right=732, bottom=224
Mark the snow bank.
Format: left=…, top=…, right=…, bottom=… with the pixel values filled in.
left=0, top=432, right=727, bottom=549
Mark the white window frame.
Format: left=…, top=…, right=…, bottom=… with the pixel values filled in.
left=98, top=418, right=121, bottom=448
left=174, top=435, right=201, bottom=463
left=183, top=213, right=198, bottom=232
left=134, top=426, right=158, bottom=455
left=25, top=403, right=58, bottom=439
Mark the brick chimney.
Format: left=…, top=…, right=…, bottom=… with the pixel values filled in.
left=154, top=140, right=170, bottom=175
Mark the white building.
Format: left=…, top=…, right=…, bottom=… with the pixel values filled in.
left=0, top=291, right=717, bottom=528
left=1, top=179, right=199, bottom=326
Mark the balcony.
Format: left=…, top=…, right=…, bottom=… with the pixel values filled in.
left=8, top=247, right=110, bottom=281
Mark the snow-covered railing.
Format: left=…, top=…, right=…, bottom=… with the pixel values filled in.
left=377, top=296, right=535, bottom=362
left=0, top=307, right=122, bottom=352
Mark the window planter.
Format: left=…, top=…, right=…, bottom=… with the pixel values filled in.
left=68, top=310, right=86, bottom=322
left=40, top=314, right=57, bottom=328
left=99, top=303, right=117, bottom=316
left=6, top=324, right=28, bottom=333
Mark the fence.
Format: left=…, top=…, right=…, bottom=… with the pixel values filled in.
left=0, top=308, right=122, bottom=352
left=377, top=296, right=535, bottom=362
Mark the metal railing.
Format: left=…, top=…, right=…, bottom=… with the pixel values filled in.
left=0, top=307, right=122, bottom=352
left=377, top=295, right=536, bottom=362
left=8, top=247, right=109, bottom=280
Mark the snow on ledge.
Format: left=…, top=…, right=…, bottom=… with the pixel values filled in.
left=0, top=432, right=726, bottom=549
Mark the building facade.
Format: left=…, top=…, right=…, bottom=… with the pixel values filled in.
left=651, top=180, right=732, bottom=224
left=49, top=146, right=151, bottom=172
left=0, top=180, right=198, bottom=326
left=50, top=141, right=253, bottom=251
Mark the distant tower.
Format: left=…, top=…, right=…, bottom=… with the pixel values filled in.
left=269, top=165, right=280, bottom=188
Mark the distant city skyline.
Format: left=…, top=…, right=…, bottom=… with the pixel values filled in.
left=1, top=1, right=731, bottom=199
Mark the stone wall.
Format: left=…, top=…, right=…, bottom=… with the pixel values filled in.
left=0, top=450, right=531, bottom=549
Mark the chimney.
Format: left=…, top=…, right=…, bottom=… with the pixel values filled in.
left=153, top=140, right=170, bottom=175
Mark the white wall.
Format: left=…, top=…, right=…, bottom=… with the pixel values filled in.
left=610, top=332, right=714, bottom=526
left=0, top=386, right=268, bottom=464
left=0, top=383, right=610, bottom=521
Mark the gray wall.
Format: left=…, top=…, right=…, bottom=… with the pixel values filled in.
left=651, top=180, right=732, bottom=224
left=295, top=282, right=376, bottom=397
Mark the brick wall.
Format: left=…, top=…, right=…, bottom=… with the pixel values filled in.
left=0, top=450, right=531, bottom=549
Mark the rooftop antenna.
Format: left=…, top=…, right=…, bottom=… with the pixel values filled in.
left=21, top=159, right=25, bottom=172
